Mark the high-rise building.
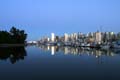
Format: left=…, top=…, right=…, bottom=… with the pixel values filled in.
left=64, top=33, right=69, bottom=42
left=51, top=33, right=55, bottom=42
left=55, top=36, right=59, bottom=42
left=95, top=31, right=102, bottom=44
left=73, top=33, right=78, bottom=40
left=47, top=38, right=50, bottom=42
left=117, top=32, right=120, bottom=40
left=78, top=32, right=83, bottom=38
left=104, top=32, right=115, bottom=42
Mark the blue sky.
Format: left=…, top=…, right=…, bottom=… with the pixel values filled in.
left=0, top=0, right=120, bottom=40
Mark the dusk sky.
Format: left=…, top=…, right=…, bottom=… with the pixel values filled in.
left=0, top=0, right=120, bottom=40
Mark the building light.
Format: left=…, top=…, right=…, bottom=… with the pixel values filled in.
left=47, top=38, right=50, bottom=41
left=51, top=33, right=55, bottom=42
left=111, top=32, right=114, bottom=35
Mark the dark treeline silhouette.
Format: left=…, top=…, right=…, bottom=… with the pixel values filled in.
left=0, top=26, right=27, bottom=44
left=0, top=47, right=27, bottom=64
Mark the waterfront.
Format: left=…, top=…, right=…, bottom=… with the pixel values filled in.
left=37, top=31, right=120, bottom=49
left=0, top=46, right=120, bottom=80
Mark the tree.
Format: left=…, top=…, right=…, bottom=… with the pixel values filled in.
left=0, top=26, right=27, bottom=44
left=10, top=26, right=27, bottom=43
left=0, top=31, right=11, bottom=43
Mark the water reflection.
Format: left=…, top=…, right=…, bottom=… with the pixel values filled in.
left=0, top=47, right=27, bottom=64
left=51, top=46, right=55, bottom=55
left=38, top=45, right=120, bottom=57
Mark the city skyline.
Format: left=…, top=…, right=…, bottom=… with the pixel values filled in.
left=38, top=31, right=120, bottom=43
left=0, top=0, right=120, bottom=40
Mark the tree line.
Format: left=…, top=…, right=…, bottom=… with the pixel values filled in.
left=0, top=27, right=27, bottom=44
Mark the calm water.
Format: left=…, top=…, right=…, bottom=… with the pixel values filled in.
left=0, top=45, right=120, bottom=80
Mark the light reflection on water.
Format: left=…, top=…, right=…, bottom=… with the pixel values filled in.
left=0, top=46, right=120, bottom=80
left=38, top=45, right=120, bottom=57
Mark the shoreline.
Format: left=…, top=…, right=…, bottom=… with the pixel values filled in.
left=0, top=44, right=26, bottom=47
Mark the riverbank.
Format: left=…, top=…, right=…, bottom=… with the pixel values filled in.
left=0, top=44, right=26, bottom=47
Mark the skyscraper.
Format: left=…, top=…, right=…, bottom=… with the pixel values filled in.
left=51, top=33, right=55, bottom=42
left=95, top=31, right=102, bottom=44
left=64, top=33, right=69, bottom=42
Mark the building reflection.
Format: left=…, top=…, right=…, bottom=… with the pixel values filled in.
left=0, top=47, right=27, bottom=64
left=51, top=46, right=55, bottom=55
left=64, top=47, right=69, bottom=55
left=47, top=46, right=50, bottom=51
left=38, top=45, right=120, bottom=57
